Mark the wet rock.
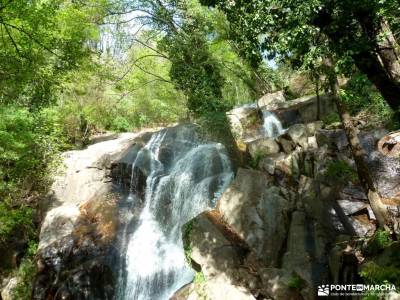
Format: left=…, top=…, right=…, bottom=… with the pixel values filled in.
left=367, top=150, right=400, bottom=201
left=247, top=137, right=280, bottom=158
left=34, top=196, right=119, bottom=300
left=34, top=133, right=143, bottom=300
left=328, top=243, right=361, bottom=286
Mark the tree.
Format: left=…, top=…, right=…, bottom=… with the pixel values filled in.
left=0, top=0, right=108, bottom=107
left=201, top=0, right=400, bottom=114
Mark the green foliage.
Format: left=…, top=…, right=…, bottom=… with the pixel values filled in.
left=322, top=112, right=341, bottom=125
left=365, top=230, right=393, bottom=256
left=0, top=106, right=64, bottom=200
left=160, top=22, right=228, bottom=116
left=194, top=271, right=206, bottom=285
left=360, top=262, right=400, bottom=287
left=324, top=160, right=358, bottom=185
left=0, top=0, right=107, bottom=107
left=0, top=203, right=34, bottom=243
left=12, top=241, right=38, bottom=300
left=288, top=274, right=306, bottom=290
left=183, top=219, right=195, bottom=263
left=249, top=151, right=265, bottom=169
left=202, top=0, right=400, bottom=113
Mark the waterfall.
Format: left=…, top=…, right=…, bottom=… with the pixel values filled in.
left=117, top=125, right=233, bottom=300
left=261, top=109, right=285, bottom=138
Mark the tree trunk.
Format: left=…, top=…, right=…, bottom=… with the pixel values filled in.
left=328, top=74, right=394, bottom=232
left=353, top=50, right=400, bottom=112
left=376, top=21, right=400, bottom=82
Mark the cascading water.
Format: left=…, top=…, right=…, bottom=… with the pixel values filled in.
left=261, top=109, right=285, bottom=138
left=116, top=125, right=233, bottom=300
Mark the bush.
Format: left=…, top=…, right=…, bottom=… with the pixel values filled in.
left=340, top=73, right=398, bottom=130
left=12, top=241, right=38, bottom=300
left=0, top=106, right=64, bottom=241
left=0, top=106, right=64, bottom=199
left=324, top=160, right=358, bottom=186
left=110, top=116, right=131, bottom=132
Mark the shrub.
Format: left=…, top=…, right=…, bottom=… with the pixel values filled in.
left=288, top=273, right=306, bottom=290
left=324, top=160, right=358, bottom=186
left=0, top=106, right=63, bottom=241
left=12, top=241, right=38, bottom=300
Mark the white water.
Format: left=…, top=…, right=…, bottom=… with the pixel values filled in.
left=117, top=125, right=233, bottom=300
left=261, top=110, right=285, bottom=138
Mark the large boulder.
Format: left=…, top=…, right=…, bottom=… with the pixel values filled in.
left=284, top=124, right=309, bottom=149
left=226, top=104, right=262, bottom=143
left=247, top=137, right=280, bottom=158
left=257, top=91, right=286, bottom=110
left=34, top=132, right=142, bottom=299
left=273, top=94, right=336, bottom=126
left=218, top=169, right=294, bottom=266
left=189, top=215, right=257, bottom=300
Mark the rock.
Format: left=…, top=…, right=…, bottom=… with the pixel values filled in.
left=34, top=132, right=144, bottom=299
left=273, top=94, right=336, bottom=126
left=89, top=132, right=119, bottom=144
left=204, top=278, right=256, bottom=300
left=1, top=277, right=18, bottom=300
left=218, top=168, right=293, bottom=266
left=227, top=104, right=262, bottom=143
left=259, top=268, right=305, bottom=300
left=282, top=211, right=330, bottom=289
left=367, top=148, right=400, bottom=201
left=257, top=91, right=286, bottom=110
left=349, top=216, right=376, bottom=237
left=285, top=124, right=309, bottom=149
left=337, top=200, right=367, bottom=216
left=307, top=136, right=318, bottom=150
left=306, top=121, right=324, bottom=136
left=38, top=205, right=80, bottom=251
left=377, top=131, right=400, bottom=158
left=328, top=243, right=360, bottom=287
left=189, top=215, right=257, bottom=300
left=275, top=150, right=301, bottom=177
left=258, top=153, right=286, bottom=174
left=339, top=185, right=368, bottom=201
left=247, top=137, right=280, bottom=158
left=276, top=137, right=295, bottom=154
left=315, top=129, right=348, bottom=151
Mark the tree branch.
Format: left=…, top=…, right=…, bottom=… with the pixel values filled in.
left=116, top=54, right=169, bottom=82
